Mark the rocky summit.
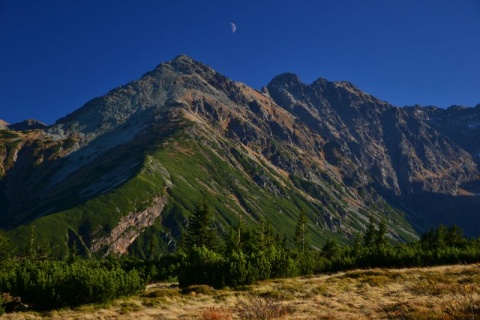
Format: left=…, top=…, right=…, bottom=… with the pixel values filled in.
left=0, top=55, right=479, bottom=257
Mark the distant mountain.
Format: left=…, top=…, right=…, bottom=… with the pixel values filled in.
left=8, top=119, right=47, bottom=131
left=0, top=55, right=478, bottom=257
left=0, top=120, right=8, bottom=130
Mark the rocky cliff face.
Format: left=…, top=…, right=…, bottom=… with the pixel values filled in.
left=266, top=75, right=480, bottom=235
left=267, top=75, right=477, bottom=196
left=0, top=55, right=479, bottom=256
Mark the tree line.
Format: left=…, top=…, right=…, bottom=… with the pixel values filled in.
left=1, top=199, right=480, bottom=312
left=170, top=199, right=480, bottom=288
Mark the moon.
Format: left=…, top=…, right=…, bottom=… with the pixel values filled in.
left=230, top=22, right=237, bottom=33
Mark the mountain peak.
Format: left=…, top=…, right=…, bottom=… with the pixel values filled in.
left=172, top=54, right=194, bottom=63
left=9, top=119, right=47, bottom=131
left=148, top=54, right=216, bottom=80
left=268, top=73, right=303, bottom=88
left=169, top=54, right=206, bottom=71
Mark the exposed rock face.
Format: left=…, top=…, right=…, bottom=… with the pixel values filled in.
left=9, top=119, right=47, bottom=131
left=90, top=195, right=168, bottom=255
left=267, top=75, right=480, bottom=232
left=0, top=55, right=479, bottom=256
left=267, top=75, right=477, bottom=196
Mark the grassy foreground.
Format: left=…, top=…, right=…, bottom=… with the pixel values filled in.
left=2, top=263, right=480, bottom=319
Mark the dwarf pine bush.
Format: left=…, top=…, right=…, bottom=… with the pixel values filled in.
left=0, top=260, right=145, bottom=309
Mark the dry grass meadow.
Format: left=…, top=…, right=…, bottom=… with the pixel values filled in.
left=2, top=263, right=480, bottom=319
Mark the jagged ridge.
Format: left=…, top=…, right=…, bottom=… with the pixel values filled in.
left=0, top=55, right=479, bottom=257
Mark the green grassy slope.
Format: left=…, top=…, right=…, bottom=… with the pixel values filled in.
left=9, top=123, right=417, bottom=258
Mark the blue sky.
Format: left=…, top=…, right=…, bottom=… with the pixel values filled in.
left=1, top=0, right=479, bottom=125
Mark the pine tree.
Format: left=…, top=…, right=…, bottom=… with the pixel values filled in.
left=67, top=240, right=80, bottom=263
left=446, top=225, right=465, bottom=247
left=351, top=232, right=363, bottom=257
left=375, top=217, right=389, bottom=248
left=294, top=208, right=309, bottom=252
left=231, top=218, right=278, bottom=265
left=182, top=197, right=219, bottom=252
left=0, top=228, right=12, bottom=264
left=434, top=224, right=448, bottom=249
left=147, top=236, right=158, bottom=260
left=322, top=238, right=340, bottom=260
left=254, top=217, right=274, bottom=251
left=225, top=221, right=243, bottom=253
left=363, top=216, right=377, bottom=248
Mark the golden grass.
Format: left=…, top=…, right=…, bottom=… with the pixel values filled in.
left=2, top=264, right=480, bottom=319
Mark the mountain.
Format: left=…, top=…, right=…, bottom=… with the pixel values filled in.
left=0, top=55, right=478, bottom=257
left=0, top=120, right=8, bottom=130
left=8, top=119, right=47, bottom=131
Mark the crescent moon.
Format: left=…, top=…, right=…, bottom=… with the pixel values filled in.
left=230, top=22, right=237, bottom=33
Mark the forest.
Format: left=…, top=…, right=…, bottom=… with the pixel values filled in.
left=1, top=199, right=480, bottom=313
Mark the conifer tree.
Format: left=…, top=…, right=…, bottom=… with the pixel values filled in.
left=434, top=224, right=448, bottom=249
left=0, top=228, right=11, bottom=264
left=375, top=217, right=389, bottom=248
left=446, top=225, right=465, bottom=247
left=294, top=208, right=309, bottom=252
left=182, top=197, right=219, bottom=252
left=254, top=217, right=274, bottom=251
left=147, top=236, right=158, bottom=260
left=363, top=216, right=377, bottom=248
left=226, top=221, right=243, bottom=253
left=322, top=238, right=340, bottom=260
left=67, top=240, right=80, bottom=263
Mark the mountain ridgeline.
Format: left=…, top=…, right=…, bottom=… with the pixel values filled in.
left=0, top=55, right=479, bottom=257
